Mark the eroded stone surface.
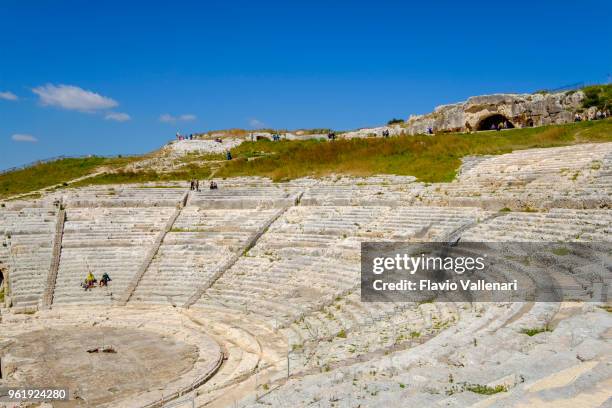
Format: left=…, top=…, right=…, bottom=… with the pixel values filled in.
left=2, top=327, right=196, bottom=406
left=0, top=307, right=223, bottom=408
left=404, top=91, right=585, bottom=134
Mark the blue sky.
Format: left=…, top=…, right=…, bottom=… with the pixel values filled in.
left=1, top=0, right=611, bottom=170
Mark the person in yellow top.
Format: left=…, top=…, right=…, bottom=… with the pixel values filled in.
left=83, top=272, right=96, bottom=291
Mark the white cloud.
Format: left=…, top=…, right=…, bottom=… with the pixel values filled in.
left=249, top=118, right=265, bottom=128
left=0, top=91, right=18, bottom=101
left=32, top=84, right=118, bottom=112
left=159, top=113, right=197, bottom=123
left=159, top=114, right=175, bottom=123
left=105, top=112, right=131, bottom=122
left=179, top=114, right=196, bottom=121
left=12, top=134, right=38, bottom=143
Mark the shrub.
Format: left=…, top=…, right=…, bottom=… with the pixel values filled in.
left=387, top=118, right=404, bottom=125
left=582, top=84, right=612, bottom=110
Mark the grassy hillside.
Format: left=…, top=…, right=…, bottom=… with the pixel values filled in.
left=1, top=119, right=610, bottom=199
left=71, top=164, right=213, bottom=188
left=0, top=156, right=138, bottom=199
left=217, top=119, right=612, bottom=182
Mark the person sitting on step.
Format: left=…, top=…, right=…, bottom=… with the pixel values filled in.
left=100, top=272, right=112, bottom=287
left=83, top=272, right=96, bottom=291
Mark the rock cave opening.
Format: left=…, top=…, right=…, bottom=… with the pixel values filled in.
left=477, top=114, right=515, bottom=131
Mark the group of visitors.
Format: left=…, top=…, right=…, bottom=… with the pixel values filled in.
left=190, top=179, right=219, bottom=190
left=272, top=134, right=282, bottom=141
left=575, top=110, right=610, bottom=122
left=491, top=121, right=511, bottom=131
left=382, top=129, right=390, bottom=138
left=81, top=271, right=111, bottom=291
left=176, top=132, right=194, bottom=141
left=190, top=179, right=200, bottom=191
left=327, top=131, right=337, bottom=140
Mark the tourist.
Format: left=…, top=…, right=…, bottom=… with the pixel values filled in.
left=100, top=272, right=112, bottom=287
left=574, top=113, right=582, bottom=122
left=210, top=180, right=218, bottom=190
left=226, top=151, right=232, bottom=160
left=195, top=180, right=200, bottom=192
left=189, top=180, right=194, bottom=190
left=83, top=272, right=96, bottom=291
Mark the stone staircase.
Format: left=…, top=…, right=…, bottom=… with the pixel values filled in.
left=41, top=208, right=66, bottom=308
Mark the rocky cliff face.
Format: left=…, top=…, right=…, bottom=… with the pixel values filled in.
left=404, top=91, right=585, bottom=134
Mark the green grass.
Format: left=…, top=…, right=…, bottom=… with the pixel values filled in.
left=597, top=305, right=612, bottom=313
left=551, top=247, right=570, bottom=256
left=520, top=326, right=552, bottom=336
left=217, top=119, right=612, bottom=182
left=71, top=164, right=213, bottom=187
left=170, top=227, right=205, bottom=233
left=0, top=156, right=138, bottom=199
left=418, top=297, right=436, bottom=305
left=177, top=151, right=225, bottom=163
left=3, top=118, right=611, bottom=197
left=465, top=384, right=508, bottom=395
